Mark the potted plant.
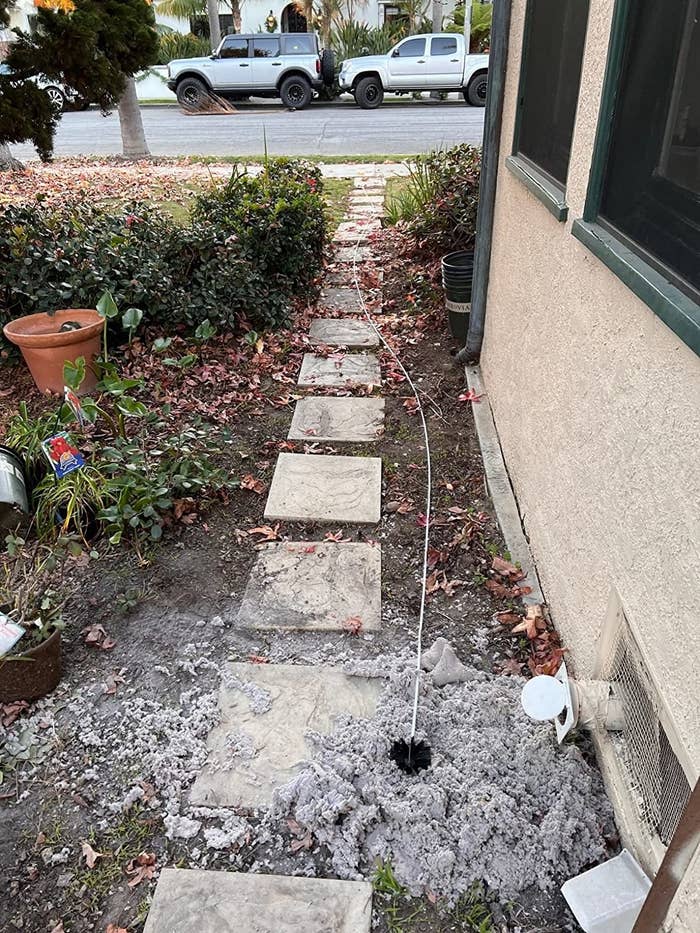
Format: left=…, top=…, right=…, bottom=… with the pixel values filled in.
left=0, top=536, right=70, bottom=703
left=3, top=308, right=104, bottom=396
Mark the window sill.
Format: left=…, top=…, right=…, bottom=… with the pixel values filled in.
left=572, top=219, right=700, bottom=357
left=505, top=155, right=568, bottom=222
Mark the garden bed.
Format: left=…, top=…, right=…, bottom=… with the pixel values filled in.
left=0, top=159, right=610, bottom=933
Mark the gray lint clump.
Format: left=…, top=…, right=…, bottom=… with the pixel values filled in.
left=272, top=654, right=616, bottom=904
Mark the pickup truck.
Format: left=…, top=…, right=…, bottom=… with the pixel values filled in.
left=167, top=32, right=335, bottom=110
left=338, top=33, right=488, bottom=109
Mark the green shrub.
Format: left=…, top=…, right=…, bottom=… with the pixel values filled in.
left=331, top=21, right=407, bottom=62
left=154, top=31, right=212, bottom=66
left=447, top=2, right=492, bottom=52
left=385, top=144, right=481, bottom=254
left=0, top=158, right=328, bottom=339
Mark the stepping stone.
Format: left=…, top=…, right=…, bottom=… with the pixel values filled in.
left=309, top=318, right=378, bottom=348
left=333, top=222, right=380, bottom=243
left=264, top=452, right=381, bottom=524
left=325, top=270, right=355, bottom=287
left=236, top=541, right=381, bottom=631
left=321, top=286, right=362, bottom=313
left=144, top=869, right=372, bottom=933
left=335, top=245, right=373, bottom=263
left=189, top=662, right=382, bottom=808
left=298, top=351, right=380, bottom=388
left=289, top=396, right=384, bottom=442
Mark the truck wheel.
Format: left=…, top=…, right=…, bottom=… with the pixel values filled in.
left=464, top=73, right=488, bottom=107
left=354, top=76, right=383, bottom=110
left=321, top=49, right=336, bottom=86
left=280, top=75, right=312, bottom=109
left=176, top=77, right=210, bottom=110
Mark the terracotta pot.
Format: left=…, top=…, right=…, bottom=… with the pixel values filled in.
left=3, top=309, right=104, bottom=395
left=0, top=627, right=62, bottom=703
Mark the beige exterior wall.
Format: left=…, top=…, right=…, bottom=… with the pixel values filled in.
left=480, top=0, right=700, bottom=927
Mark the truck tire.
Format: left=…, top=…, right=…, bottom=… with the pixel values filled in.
left=354, top=76, right=384, bottom=110
left=321, top=49, right=336, bottom=86
left=176, top=77, right=210, bottom=110
left=280, top=75, right=313, bottom=109
left=464, top=73, right=488, bottom=107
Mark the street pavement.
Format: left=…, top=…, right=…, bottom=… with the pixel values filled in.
left=10, top=99, right=484, bottom=160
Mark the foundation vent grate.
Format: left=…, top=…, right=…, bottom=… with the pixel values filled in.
left=604, top=625, right=691, bottom=847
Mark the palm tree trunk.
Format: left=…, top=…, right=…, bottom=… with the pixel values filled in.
left=207, top=0, right=221, bottom=45
left=117, top=78, right=150, bottom=160
left=0, top=141, right=23, bottom=171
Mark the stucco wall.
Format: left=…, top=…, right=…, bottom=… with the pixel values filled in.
left=480, top=0, right=700, bottom=926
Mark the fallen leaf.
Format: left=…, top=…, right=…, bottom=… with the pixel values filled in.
left=324, top=530, right=350, bottom=542
left=82, top=624, right=116, bottom=651
left=248, top=524, right=281, bottom=541
left=491, top=555, right=523, bottom=578
left=104, top=671, right=127, bottom=696
left=248, top=655, right=269, bottom=664
left=494, top=611, right=521, bottom=625
left=125, top=851, right=156, bottom=888
left=342, top=616, right=363, bottom=636
left=81, top=841, right=103, bottom=869
left=458, top=388, right=484, bottom=403
left=106, top=924, right=128, bottom=933
left=498, top=658, right=524, bottom=675
left=240, top=474, right=266, bottom=495
left=290, top=832, right=313, bottom=853
left=49, top=923, right=64, bottom=933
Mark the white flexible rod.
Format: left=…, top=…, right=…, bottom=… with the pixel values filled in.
left=348, top=219, right=432, bottom=742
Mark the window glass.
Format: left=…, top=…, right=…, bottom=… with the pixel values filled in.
left=282, top=34, right=316, bottom=55
left=515, top=0, right=589, bottom=186
left=254, top=38, right=280, bottom=58
left=430, top=37, right=457, bottom=57
left=600, top=0, right=700, bottom=297
left=220, top=38, right=249, bottom=59
left=395, top=38, right=426, bottom=57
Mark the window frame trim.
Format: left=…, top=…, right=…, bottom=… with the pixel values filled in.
left=575, top=0, right=700, bottom=356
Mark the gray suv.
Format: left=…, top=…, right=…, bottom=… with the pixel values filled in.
left=166, top=33, right=335, bottom=110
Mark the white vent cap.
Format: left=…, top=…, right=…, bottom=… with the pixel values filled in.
left=521, top=674, right=567, bottom=721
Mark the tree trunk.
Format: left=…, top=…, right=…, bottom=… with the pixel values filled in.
left=0, top=141, right=23, bottom=171
left=207, top=0, right=221, bottom=46
left=117, top=78, right=150, bottom=160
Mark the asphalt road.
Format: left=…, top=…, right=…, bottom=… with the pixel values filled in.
left=11, top=100, right=484, bottom=160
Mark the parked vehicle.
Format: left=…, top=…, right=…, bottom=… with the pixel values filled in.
left=0, top=63, right=87, bottom=112
left=166, top=32, right=335, bottom=110
left=338, top=33, right=489, bottom=109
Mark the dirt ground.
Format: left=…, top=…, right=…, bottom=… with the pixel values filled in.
left=0, top=173, right=609, bottom=933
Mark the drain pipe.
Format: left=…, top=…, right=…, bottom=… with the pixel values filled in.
left=457, top=0, right=513, bottom=364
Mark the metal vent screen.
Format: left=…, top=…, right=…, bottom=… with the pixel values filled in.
left=604, top=626, right=692, bottom=846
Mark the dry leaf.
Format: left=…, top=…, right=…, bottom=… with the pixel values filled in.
left=125, top=851, right=156, bottom=888
left=81, top=841, right=103, bottom=869
left=342, top=616, right=363, bottom=636
left=240, top=474, right=266, bottom=495
left=106, top=925, right=128, bottom=933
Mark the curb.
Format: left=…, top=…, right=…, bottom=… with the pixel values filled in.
left=464, top=364, right=544, bottom=606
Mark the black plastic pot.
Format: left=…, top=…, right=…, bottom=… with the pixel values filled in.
left=0, top=445, right=29, bottom=531
left=441, top=251, right=474, bottom=341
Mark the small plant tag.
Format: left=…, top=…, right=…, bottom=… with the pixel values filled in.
left=64, top=386, right=86, bottom=426
left=41, top=433, right=86, bottom=479
left=0, top=613, right=25, bottom=657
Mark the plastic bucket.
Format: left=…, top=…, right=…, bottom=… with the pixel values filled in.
left=0, top=446, right=29, bottom=531
left=442, top=250, right=474, bottom=306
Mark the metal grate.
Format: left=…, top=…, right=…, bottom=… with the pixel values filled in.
left=604, top=626, right=692, bottom=847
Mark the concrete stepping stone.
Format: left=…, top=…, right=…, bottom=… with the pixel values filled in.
left=264, top=452, right=381, bottom=524
left=335, top=245, right=373, bottom=263
left=144, top=869, right=372, bottom=933
left=236, top=541, right=381, bottom=631
left=309, top=318, right=378, bottom=348
left=289, top=396, right=384, bottom=442
left=325, top=270, right=356, bottom=287
left=333, top=223, right=380, bottom=244
left=189, top=662, right=382, bottom=808
left=321, top=286, right=362, bottom=313
left=298, top=351, right=380, bottom=387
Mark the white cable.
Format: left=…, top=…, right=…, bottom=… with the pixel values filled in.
left=348, top=212, right=431, bottom=742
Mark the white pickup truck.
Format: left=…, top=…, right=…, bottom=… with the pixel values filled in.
left=338, top=33, right=488, bottom=109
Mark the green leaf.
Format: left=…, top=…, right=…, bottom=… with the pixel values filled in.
left=96, top=291, right=119, bottom=319
left=122, top=307, right=144, bottom=331
left=115, top=397, right=148, bottom=417
left=63, top=356, right=86, bottom=391
left=195, top=319, right=216, bottom=341
left=150, top=524, right=163, bottom=541
left=153, top=337, right=172, bottom=352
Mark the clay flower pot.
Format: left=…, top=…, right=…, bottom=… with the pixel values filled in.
left=0, top=627, right=62, bottom=703
left=3, top=308, right=104, bottom=395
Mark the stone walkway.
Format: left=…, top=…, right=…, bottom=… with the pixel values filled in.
left=145, top=173, right=387, bottom=931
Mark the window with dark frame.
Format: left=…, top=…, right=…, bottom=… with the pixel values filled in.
left=596, top=0, right=700, bottom=301
left=514, top=0, right=590, bottom=188
left=220, top=37, right=248, bottom=59
left=253, top=37, right=280, bottom=58
left=395, top=38, right=425, bottom=58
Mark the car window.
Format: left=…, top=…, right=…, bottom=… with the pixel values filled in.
left=430, top=37, right=457, bottom=57
left=281, top=34, right=316, bottom=55
left=395, top=38, right=426, bottom=57
left=220, top=38, right=249, bottom=59
left=253, top=38, right=280, bottom=58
